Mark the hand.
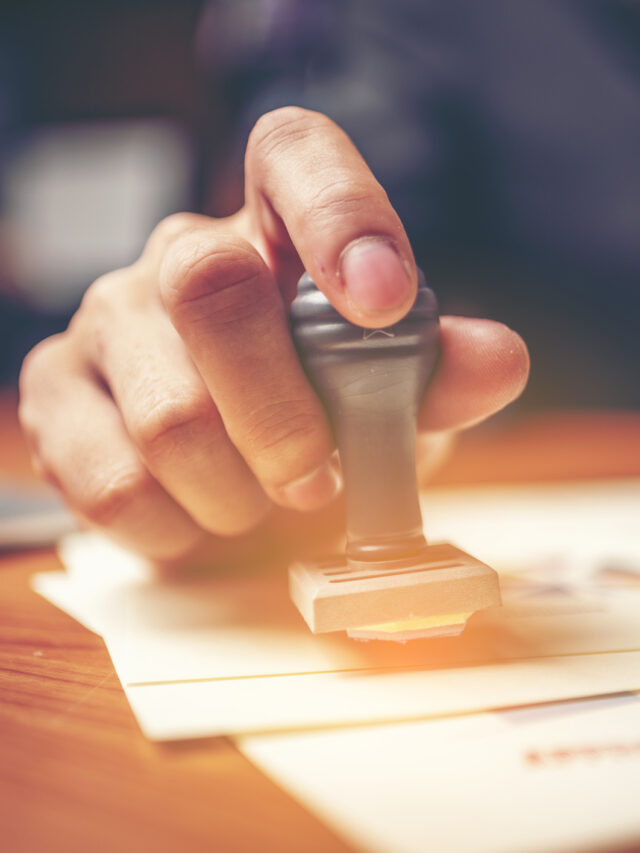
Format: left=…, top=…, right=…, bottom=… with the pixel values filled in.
left=19, top=108, right=529, bottom=562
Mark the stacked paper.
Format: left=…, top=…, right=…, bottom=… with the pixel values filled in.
left=32, top=479, right=640, bottom=853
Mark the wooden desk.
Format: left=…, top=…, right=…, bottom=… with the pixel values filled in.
left=1, top=387, right=639, bottom=853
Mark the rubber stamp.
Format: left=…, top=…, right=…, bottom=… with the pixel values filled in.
left=288, top=270, right=500, bottom=641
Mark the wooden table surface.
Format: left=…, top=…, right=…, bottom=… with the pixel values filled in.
left=1, top=386, right=639, bottom=853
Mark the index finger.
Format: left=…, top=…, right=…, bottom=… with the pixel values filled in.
left=244, top=107, right=417, bottom=328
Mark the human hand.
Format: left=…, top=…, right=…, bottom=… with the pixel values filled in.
left=19, top=108, right=529, bottom=562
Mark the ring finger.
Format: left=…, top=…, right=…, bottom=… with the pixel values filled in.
left=87, top=301, right=274, bottom=537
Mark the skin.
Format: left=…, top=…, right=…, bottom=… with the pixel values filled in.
left=18, top=108, right=530, bottom=564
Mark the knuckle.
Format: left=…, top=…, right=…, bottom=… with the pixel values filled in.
left=248, top=106, right=327, bottom=163
left=18, top=334, right=75, bottom=451
left=74, top=269, right=130, bottom=331
left=81, top=467, right=155, bottom=527
left=16, top=394, right=39, bottom=449
left=19, top=336, right=70, bottom=419
left=19, top=335, right=60, bottom=389
left=133, top=392, right=219, bottom=460
left=300, top=175, right=374, bottom=226
left=162, top=241, right=270, bottom=327
left=16, top=391, right=37, bottom=441
left=83, top=269, right=127, bottom=308
left=240, top=399, right=321, bottom=462
left=72, top=267, right=147, bottom=362
left=150, top=212, right=203, bottom=249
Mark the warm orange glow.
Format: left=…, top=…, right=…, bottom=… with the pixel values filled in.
left=356, top=612, right=472, bottom=634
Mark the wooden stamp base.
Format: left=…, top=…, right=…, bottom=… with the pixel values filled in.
left=289, top=543, right=501, bottom=640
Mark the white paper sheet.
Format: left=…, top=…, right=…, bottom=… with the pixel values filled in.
left=124, top=651, right=640, bottom=740
left=30, top=479, right=640, bottom=853
left=32, top=479, right=640, bottom=739
left=32, top=555, right=640, bottom=684
left=31, top=568, right=640, bottom=737
left=239, top=694, right=640, bottom=853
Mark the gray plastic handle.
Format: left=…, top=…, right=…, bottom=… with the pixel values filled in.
left=290, top=270, right=440, bottom=565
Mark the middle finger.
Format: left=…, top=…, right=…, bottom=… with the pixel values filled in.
left=157, top=224, right=339, bottom=511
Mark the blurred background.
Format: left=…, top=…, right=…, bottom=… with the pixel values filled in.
left=1, top=0, right=639, bottom=410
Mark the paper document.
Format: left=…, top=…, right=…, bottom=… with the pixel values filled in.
left=30, top=479, right=640, bottom=853
left=240, top=694, right=640, bottom=853
left=33, top=479, right=640, bottom=739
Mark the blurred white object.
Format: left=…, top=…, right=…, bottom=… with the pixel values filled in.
left=3, top=119, right=192, bottom=310
left=0, top=479, right=76, bottom=548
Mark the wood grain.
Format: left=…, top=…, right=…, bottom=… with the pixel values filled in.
left=2, top=386, right=640, bottom=853
left=0, top=549, right=355, bottom=853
